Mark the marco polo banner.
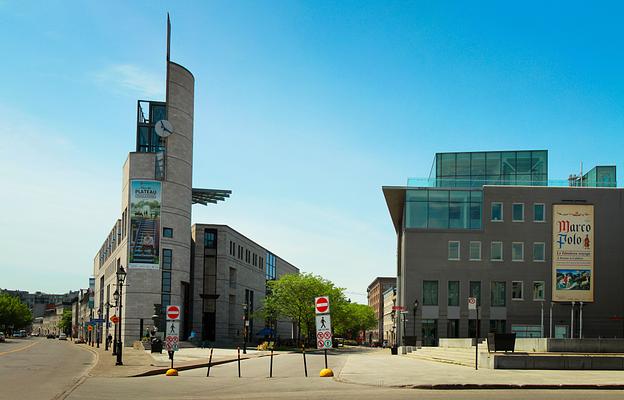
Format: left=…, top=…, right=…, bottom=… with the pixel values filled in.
left=552, top=204, right=594, bottom=302
left=128, top=180, right=161, bottom=269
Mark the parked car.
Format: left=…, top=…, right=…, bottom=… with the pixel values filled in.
left=58, top=333, right=67, bottom=340
left=0, top=332, right=5, bottom=342
left=46, top=333, right=56, bottom=339
left=30, top=332, right=39, bottom=337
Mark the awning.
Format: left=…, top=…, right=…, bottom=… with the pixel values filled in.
left=192, top=188, right=232, bottom=205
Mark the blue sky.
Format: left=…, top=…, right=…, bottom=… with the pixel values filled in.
left=1, top=1, right=623, bottom=303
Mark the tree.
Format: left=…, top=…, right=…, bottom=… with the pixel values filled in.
left=58, top=309, right=73, bottom=335
left=263, top=273, right=347, bottom=346
left=333, top=303, right=377, bottom=340
left=0, top=293, right=33, bottom=332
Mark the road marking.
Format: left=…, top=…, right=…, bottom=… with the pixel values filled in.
left=0, top=340, right=40, bottom=356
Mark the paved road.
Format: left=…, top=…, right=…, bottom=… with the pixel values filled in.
left=0, top=337, right=95, bottom=400
left=67, top=351, right=624, bottom=399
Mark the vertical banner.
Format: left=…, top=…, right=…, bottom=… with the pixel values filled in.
left=129, top=180, right=161, bottom=269
left=552, top=204, right=594, bottom=302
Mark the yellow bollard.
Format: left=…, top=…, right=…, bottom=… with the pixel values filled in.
left=165, top=368, right=178, bottom=376
left=319, top=368, right=334, bottom=377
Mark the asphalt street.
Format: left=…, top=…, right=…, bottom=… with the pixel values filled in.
left=0, top=336, right=95, bottom=400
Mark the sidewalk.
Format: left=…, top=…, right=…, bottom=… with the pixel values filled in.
left=336, top=349, right=624, bottom=389
left=76, top=341, right=276, bottom=378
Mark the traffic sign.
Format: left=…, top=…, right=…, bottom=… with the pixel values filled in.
left=166, top=305, right=181, bottom=320
left=392, top=305, right=406, bottom=311
left=165, top=320, right=180, bottom=352
left=91, top=318, right=105, bottom=323
left=110, top=315, right=119, bottom=324
left=315, top=314, right=332, bottom=349
left=315, top=296, right=330, bottom=314
left=87, top=325, right=93, bottom=331
left=468, top=297, right=477, bottom=310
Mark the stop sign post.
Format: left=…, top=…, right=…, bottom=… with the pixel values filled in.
left=315, top=296, right=330, bottom=314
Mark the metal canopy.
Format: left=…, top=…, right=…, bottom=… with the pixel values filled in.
left=192, top=188, right=232, bottom=205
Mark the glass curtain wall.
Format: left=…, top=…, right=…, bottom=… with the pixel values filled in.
left=405, top=189, right=482, bottom=229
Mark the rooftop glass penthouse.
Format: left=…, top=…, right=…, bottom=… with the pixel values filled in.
left=404, top=150, right=616, bottom=230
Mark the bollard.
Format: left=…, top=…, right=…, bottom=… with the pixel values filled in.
left=302, top=346, right=308, bottom=377
left=269, top=349, right=274, bottom=378
left=237, top=346, right=241, bottom=378
left=206, top=347, right=214, bottom=377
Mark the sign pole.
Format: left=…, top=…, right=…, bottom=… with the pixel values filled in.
left=302, top=346, right=308, bottom=377
left=324, top=349, right=328, bottom=369
left=475, top=306, right=479, bottom=370
left=206, top=347, right=213, bottom=377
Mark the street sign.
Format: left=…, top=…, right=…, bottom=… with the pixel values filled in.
left=315, top=296, right=330, bottom=314
left=110, top=315, right=119, bottom=324
left=166, top=305, right=181, bottom=320
left=165, top=320, right=180, bottom=352
left=468, top=297, right=477, bottom=310
left=392, top=306, right=407, bottom=311
left=87, top=325, right=93, bottom=331
left=91, top=318, right=105, bottom=323
left=315, top=314, right=332, bottom=349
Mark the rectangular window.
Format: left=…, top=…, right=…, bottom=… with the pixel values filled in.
left=162, top=249, right=172, bottom=270
left=229, top=267, right=237, bottom=289
left=163, top=227, right=173, bottom=238
left=512, top=281, right=523, bottom=300
left=448, top=241, right=460, bottom=261
left=448, top=281, right=459, bottom=306
left=533, top=281, right=545, bottom=301
left=491, top=281, right=506, bottom=307
left=204, top=229, right=217, bottom=249
left=512, top=242, right=524, bottom=262
left=266, top=252, right=276, bottom=280
left=491, top=241, right=503, bottom=261
left=491, top=202, right=503, bottom=222
left=490, top=319, right=506, bottom=334
left=534, top=203, right=545, bottom=222
left=533, top=242, right=545, bottom=262
left=469, top=241, right=481, bottom=261
left=469, top=281, right=481, bottom=306
left=229, top=241, right=235, bottom=256
left=512, top=203, right=524, bottom=222
left=423, top=280, right=438, bottom=306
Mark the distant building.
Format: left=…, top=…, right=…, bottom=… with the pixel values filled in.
left=366, top=277, right=396, bottom=345
left=0, top=289, right=78, bottom=319
left=382, top=287, right=397, bottom=347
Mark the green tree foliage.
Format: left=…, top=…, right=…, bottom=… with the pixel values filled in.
left=58, top=308, right=73, bottom=334
left=0, top=293, right=33, bottom=330
left=263, top=273, right=347, bottom=345
left=333, top=303, right=377, bottom=339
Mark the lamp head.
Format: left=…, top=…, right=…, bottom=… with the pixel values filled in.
left=117, top=266, right=127, bottom=284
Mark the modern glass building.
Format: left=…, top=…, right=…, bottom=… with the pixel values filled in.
left=383, top=150, right=622, bottom=346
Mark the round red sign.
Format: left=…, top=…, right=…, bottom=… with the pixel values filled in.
left=315, top=297, right=329, bottom=313
left=167, top=305, right=180, bottom=320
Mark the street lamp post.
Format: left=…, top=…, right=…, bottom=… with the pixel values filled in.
left=104, top=302, right=110, bottom=351
left=112, top=293, right=118, bottom=356
left=97, top=308, right=102, bottom=348
left=242, top=303, right=248, bottom=354
left=115, top=266, right=127, bottom=366
left=413, top=300, right=419, bottom=346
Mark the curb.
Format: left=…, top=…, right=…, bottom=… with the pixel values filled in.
left=132, top=353, right=275, bottom=377
left=392, top=384, right=624, bottom=390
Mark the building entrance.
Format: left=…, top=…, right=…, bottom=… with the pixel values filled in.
left=422, top=319, right=438, bottom=346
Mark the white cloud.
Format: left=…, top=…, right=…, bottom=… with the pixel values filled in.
left=93, top=64, right=164, bottom=99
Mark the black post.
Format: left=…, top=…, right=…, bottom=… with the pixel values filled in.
left=206, top=347, right=213, bottom=377
left=105, top=303, right=110, bottom=351
left=302, top=346, right=308, bottom=377
left=269, top=349, right=274, bottom=378
left=324, top=349, right=328, bottom=369
left=169, top=350, right=174, bottom=369
left=237, top=347, right=241, bottom=378
left=97, top=309, right=102, bottom=348
left=115, top=267, right=126, bottom=366
left=412, top=308, right=416, bottom=346
left=242, top=304, right=248, bottom=355
left=475, top=307, right=479, bottom=370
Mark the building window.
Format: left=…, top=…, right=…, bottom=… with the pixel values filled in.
left=491, top=202, right=503, bottom=222
left=163, top=227, right=173, bottom=238
left=512, top=203, right=524, bottom=222
left=512, top=242, right=524, bottom=262
left=491, top=281, right=506, bottom=307
left=534, top=203, right=545, bottom=222
left=469, top=241, right=481, bottom=261
left=253, top=253, right=257, bottom=266
left=229, top=241, right=235, bottom=256
left=238, top=245, right=243, bottom=259
left=490, top=319, right=506, bottom=334
left=469, top=281, right=481, bottom=306
left=405, top=189, right=482, bottom=230
left=161, top=248, right=172, bottom=310
left=533, top=281, right=545, bottom=301
left=448, top=241, right=460, bottom=261
left=266, top=252, right=276, bottom=280
left=533, top=242, right=545, bottom=262
left=204, top=229, right=217, bottom=249
left=491, top=241, right=503, bottom=261
left=162, top=249, right=172, bottom=270
left=448, top=281, right=459, bottom=306
left=423, top=280, right=438, bottom=306
left=229, top=267, right=237, bottom=289
left=511, top=281, right=523, bottom=300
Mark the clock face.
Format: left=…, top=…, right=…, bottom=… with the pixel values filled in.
left=155, top=120, right=173, bottom=138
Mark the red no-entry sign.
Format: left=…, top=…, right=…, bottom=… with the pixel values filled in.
left=166, top=305, right=180, bottom=320
left=315, top=296, right=330, bottom=314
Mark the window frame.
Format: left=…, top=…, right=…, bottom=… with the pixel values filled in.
left=163, top=227, right=173, bottom=238
left=491, top=202, right=504, bottom=222
left=511, top=242, right=524, bottom=262
left=533, top=242, right=545, bottom=262
left=491, top=241, right=503, bottom=262
left=469, top=241, right=482, bottom=261
left=423, top=280, right=439, bottom=306
left=533, top=281, right=545, bottom=301
left=511, top=281, right=524, bottom=301
left=512, top=202, right=525, bottom=222
left=533, top=203, right=546, bottom=223
left=448, top=241, right=461, bottom=261
left=491, top=281, right=507, bottom=307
